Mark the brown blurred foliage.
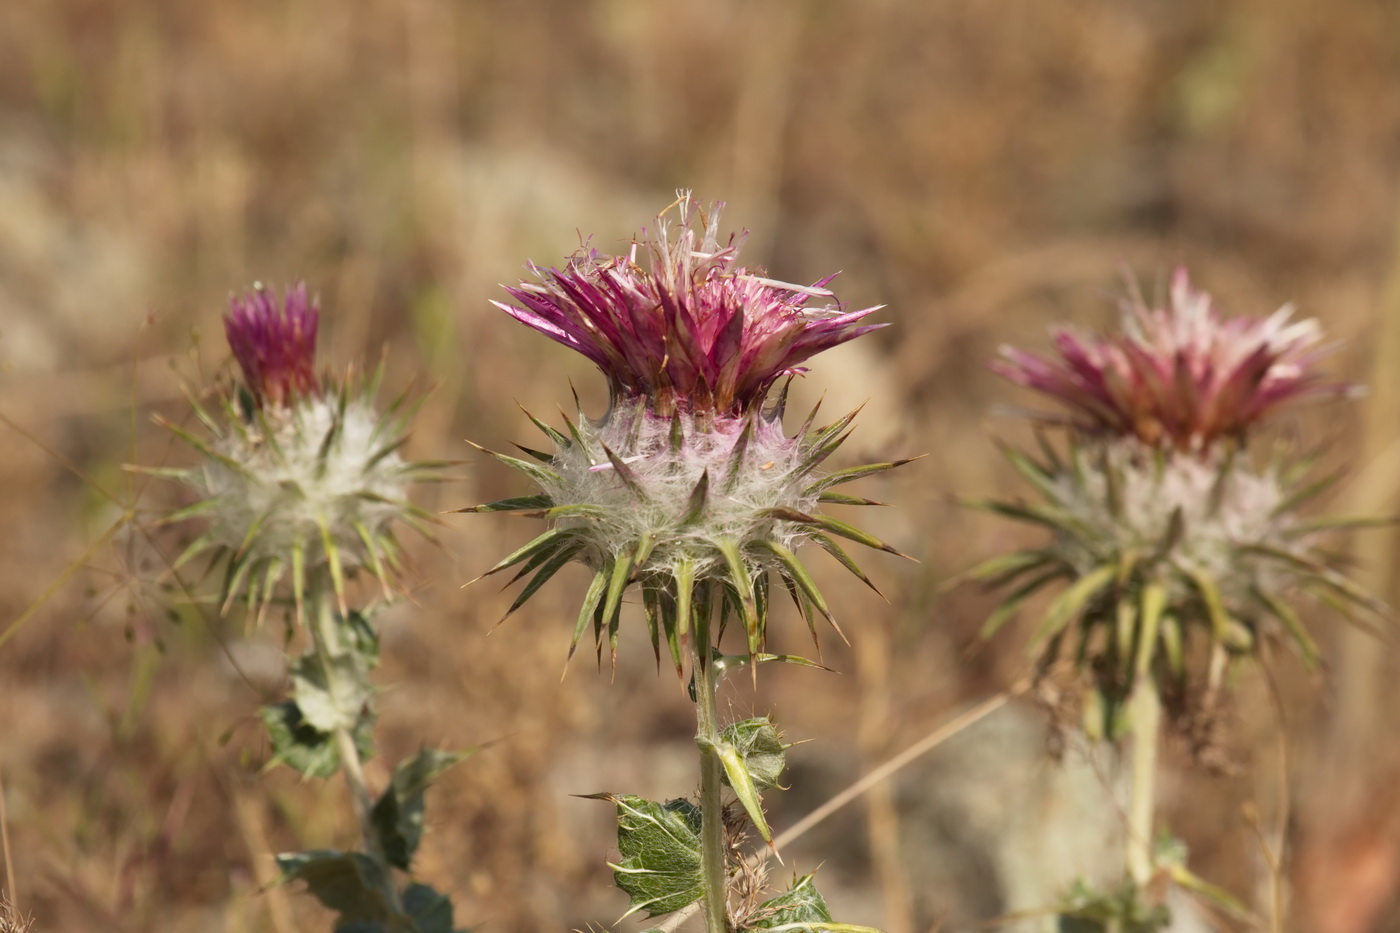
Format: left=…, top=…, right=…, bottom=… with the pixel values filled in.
left=1, top=1, right=1399, bottom=931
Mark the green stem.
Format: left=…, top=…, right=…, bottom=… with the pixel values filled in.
left=692, top=587, right=729, bottom=933
left=307, top=583, right=403, bottom=915
left=1126, top=676, right=1161, bottom=887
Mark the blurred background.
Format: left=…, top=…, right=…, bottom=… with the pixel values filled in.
left=1, top=1, right=1399, bottom=931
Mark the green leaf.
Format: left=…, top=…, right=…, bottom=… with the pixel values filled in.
left=292, top=652, right=373, bottom=734
left=400, top=883, right=457, bottom=933
left=372, top=749, right=473, bottom=870
left=276, top=850, right=391, bottom=927
left=747, top=874, right=883, bottom=931
left=721, top=717, right=786, bottom=791
left=260, top=700, right=375, bottom=779
left=605, top=795, right=704, bottom=919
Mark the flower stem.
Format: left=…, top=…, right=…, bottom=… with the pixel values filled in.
left=307, top=583, right=403, bottom=915
left=692, top=588, right=729, bottom=933
left=1126, top=675, right=1161, bottom=887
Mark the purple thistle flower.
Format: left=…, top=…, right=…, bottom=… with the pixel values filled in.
left=467, top=194, right=912, bottom=671
left=992, top=268, right=1348, bottom=451
left=225, top=282, right=320, bottom=408
left=495, top=193, right=884, bottom=417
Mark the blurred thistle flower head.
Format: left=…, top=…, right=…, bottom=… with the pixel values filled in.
left=151, top=283, right=434, bottom=622
left=225, top=282, right=320, bottom=409
left=469, top=195, right=911, bottom=671
left=972, top=269, right=1381, bottom=741
left=495, top=190, right=884, bottom=417
left=992, top=268, right=1349, bottom=452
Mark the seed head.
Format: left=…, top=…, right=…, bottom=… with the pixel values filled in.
left=495, top=191, right=884, bottom=417
left=992, top=268, right=1348, bottom=451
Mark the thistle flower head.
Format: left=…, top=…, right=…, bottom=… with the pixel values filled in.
left=495, top=192, right=884, bottom=417
left=469, top=197, right=910, bottom=670
left=974, top=271, right=1379, bottom=741
left=992, top=268, right=1346, bottom=451
left=225, top=282, right=320, bottom=408
left=152, top=283, right=434, bottom=623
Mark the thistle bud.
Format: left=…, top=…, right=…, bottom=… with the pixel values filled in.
left=153, top=283, right=431, bottom=622
left=466, top=193, right=912, bottom=670
left=975, top=270, right=1378, bottom=734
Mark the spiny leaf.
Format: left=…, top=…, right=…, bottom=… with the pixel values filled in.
left=276, top=850, right=390, bottom=924
left=598, top=795, right=704, bottom=920
left=371, top=748, right=473, bottom=870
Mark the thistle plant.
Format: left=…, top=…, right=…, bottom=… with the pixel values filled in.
left=145, top=283, right=469, bottom=933
left=970, top=268, right=1379, bottom=927
left=464, top=194, right=908, bottom=932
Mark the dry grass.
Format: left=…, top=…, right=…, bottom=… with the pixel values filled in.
left=1, top=2, right=1399, bottom=931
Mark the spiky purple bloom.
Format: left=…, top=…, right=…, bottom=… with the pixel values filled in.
left=469, top=195, right=909, bottom=669
left=225, top=282, right=320, bottom=408
left=973, top=268, right=1379, bottom=742
left=152, top=283, right=437, bottom=624
left=495, top=194, right=884, bottom=417
left=992, top=268, right=1347, bottom=451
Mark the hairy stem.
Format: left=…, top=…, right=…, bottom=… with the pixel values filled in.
left=1126, top=676, right=1161, bottom=887
left=308, top=584, right=403, bottom=914
left=693, top=589, right=729, bottom=933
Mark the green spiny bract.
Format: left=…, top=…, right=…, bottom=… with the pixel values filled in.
left=465, top=389, right=913, bottom=673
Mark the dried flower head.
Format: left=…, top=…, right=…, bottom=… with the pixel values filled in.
left=495, top=192, right=883, bottom=417
left=148, top=283, right=436, bottom=622
left=467, top=195, right=911, bottom=670
left=992, top=268, right=1348, bottom=451
left=973, top=270, right=1380, bottom=738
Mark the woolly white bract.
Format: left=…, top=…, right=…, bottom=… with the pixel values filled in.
left=1048, top=439, right=1297, bottom=607
left=543, top=406, right=814, bottom=578
left=466, top=391, right=912, bottom=672
left=198, top=396, right=409, bottom=569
